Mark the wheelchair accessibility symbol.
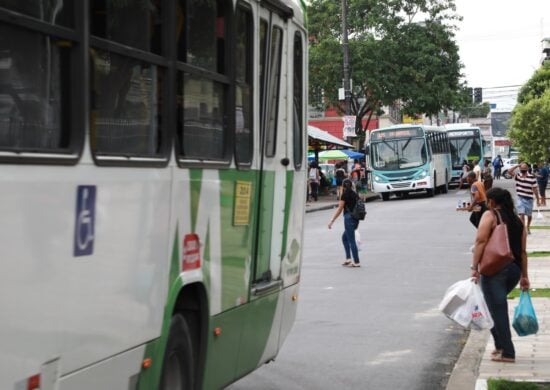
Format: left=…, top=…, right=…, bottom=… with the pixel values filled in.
left=74, top=185, right=96, bottom=257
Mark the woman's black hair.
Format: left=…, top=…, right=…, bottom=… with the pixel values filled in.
left=486, top=187, right=521, bottom=228
left=342, top=178, right=353, bottom=190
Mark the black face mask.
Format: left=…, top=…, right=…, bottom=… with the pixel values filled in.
left=520, top=170, right=528, bottom=174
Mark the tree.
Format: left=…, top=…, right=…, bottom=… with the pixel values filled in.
left=308, top=0, right=463, bottom=140
left=509, top=64, right=550, bottom=163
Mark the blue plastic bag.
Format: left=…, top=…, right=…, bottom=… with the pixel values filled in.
left=512, top=290, right=539, bottom=337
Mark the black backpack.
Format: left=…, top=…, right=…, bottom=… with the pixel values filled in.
left=349, top=193, right=366, bottom=220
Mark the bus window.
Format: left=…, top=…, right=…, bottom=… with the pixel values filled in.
left=0, top=24, right=72, bottom=153
left=176, top=0, right=230, bottom=162
left=90, top=1, right=162, bottom=55
left=235, top=4, right=253, bottom=166
left=91, top=52, right=165, bottom=157
left=265, top=27, right=283, bottom=157
left=292, top=31, right=304, bottom=169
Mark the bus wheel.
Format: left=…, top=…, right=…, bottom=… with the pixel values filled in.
left=441, top=172, right=449, bottom=194
left=382, top=193, right=390, bottom=201
left=161, top=314, right=194, bottom=390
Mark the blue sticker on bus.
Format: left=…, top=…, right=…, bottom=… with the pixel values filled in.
left=74, top=185, right=96, bottom=257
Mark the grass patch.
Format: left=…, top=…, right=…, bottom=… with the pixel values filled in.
left=528, top=251, right=550, bottom=257
left=530, top=226, right=550, bottom=230
left=508, top=288, right=550, bottom=299
left=488, top=379, right=550, bottom=390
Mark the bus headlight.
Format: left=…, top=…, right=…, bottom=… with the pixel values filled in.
left=419, top=170, right=427, bottom=178
left=374, top=175, right=381, bottom=182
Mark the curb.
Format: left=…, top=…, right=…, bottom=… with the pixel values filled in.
left=305, top=194, right=380, bottom=213
left=446, top=329, right=490, bottom=390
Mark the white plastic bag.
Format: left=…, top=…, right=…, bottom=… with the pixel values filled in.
left=439, top=278, right=494, bottom=329
left=355, top=230, right=362, bottom=251
left=536, top=208, right=544, bottom=220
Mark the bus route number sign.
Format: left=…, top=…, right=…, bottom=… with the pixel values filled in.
left=234, top=181, right=252, bottom=226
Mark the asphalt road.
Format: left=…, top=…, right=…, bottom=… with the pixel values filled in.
left=227, top=184, right=502, bottom=390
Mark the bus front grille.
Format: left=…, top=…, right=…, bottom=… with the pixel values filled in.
left=391, top=182, right=412, bottom=189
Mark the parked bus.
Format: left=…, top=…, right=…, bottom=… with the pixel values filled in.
left=0, top=1, right=307, bottom=389
left=369, top=125, right=451, bottom=201
left=444, top=124, right=484, bottom=187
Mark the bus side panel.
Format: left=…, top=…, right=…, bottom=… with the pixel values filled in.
left=58, top=345, right=145, bottom=390
left=0, top=166, right=171, bottom=387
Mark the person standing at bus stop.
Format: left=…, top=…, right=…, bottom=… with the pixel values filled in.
left=466, top=171, right=488, bottom=228
left=328, top=179, right=361, bottom=267
left=536, top=160, right=548, bottom=207
left=493, top=155, right=504, bottom=180
left=509, top=162, right=541, bottom=234
left=308, top=161, right=320, bottom=202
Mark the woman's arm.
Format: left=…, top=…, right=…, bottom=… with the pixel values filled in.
left=328, top=200, right=345, bottom=229
left=520, top=227, right=530, bottom=290
left=470, top=211, right=495, bottom=282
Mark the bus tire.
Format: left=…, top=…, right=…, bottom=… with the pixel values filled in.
left=441, top=171, right=449, bottom=194
left=428, top=174, right=436, bottom=197
left=160, top=314, right=195, bottom=390
left=382, top=193, right=390, bottom=201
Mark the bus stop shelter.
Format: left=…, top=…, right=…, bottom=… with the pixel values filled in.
left=308, top=125, right=353, bottom=163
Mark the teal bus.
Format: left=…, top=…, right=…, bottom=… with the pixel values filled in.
left=0, top=1, right=307, bottom=389
left=369, top=125, right=451, bottom=201
left=444, top=124, right=484, bottom=187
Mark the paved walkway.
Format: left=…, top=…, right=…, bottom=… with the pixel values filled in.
left=447, top=220, right=550, bottom=390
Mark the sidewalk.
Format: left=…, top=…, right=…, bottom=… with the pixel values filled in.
left=447, top=206, right=550, bottom=390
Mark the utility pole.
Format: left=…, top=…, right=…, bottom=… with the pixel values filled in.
left=341, top=0, right=351, bottom=116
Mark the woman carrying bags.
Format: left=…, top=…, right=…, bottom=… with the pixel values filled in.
left=328, top=179, right=361, bottom=268
left=470, top=187, right=530, bottom=363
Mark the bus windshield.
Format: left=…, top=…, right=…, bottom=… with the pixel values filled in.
left=448, top=136, right=481, bottom=168
left=371, top=137, right=427, bottom=171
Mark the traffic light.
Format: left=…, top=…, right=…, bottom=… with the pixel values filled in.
left=474, top=87, right=482, bottom=104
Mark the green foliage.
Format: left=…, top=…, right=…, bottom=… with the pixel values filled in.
left=509, top=89, right=550, bottom=162
left=517, top=63, right=550, bottom=105
left=460, top=102, right=491, bottom=118
left=488, top=378, right=550, bottom=390
left=308, top=0, right=463, bottom=134
left=508, top=288, right=550, bottom=299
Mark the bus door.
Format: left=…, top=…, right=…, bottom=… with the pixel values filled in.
left=234, top=8, right=290, bottom=374
left=252, top=11, right=288, bottom=295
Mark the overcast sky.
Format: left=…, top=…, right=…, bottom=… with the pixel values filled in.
left=453, top=0, right=550, bottom=109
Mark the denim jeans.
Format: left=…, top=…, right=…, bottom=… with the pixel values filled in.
left=480, top=262, right=521, bottom=359
left=342, top=213, right=360, bottom=264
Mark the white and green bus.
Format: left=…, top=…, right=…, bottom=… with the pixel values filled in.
left=444, top=123, right=484, bottom=187
left=0, top=1, right=307, bottom=389
left=369, top=125, right=451, bottom=201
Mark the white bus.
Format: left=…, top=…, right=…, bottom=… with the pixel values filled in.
left=444, top=123, right=484, bottom=187
left=0, top=1, right=307, bottom=389
left=369, top=125, right=451, bottom=201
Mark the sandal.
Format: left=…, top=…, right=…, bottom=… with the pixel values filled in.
left=342, top=260, right=352, bottom=266
left=491, top=356, right=515, bottom=363
left=350, top=263, right=361, bottom=267
left=491, top=349, right=503, bottom=357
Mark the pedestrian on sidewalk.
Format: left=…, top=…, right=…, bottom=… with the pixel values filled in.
left=470, top=187, right=530, bottom=363
left=473, top=160, right=482, bottom=182
left=308, top=161, right=320, bottom=202
left=493, top=155, right=504, bottom=180
left=509, top=162, right=541, bottom=234
left=334, top=162, right=347, bottom=200
left=459, top=160, right=470, bottom=189
left=328, top=179, right=361, bottom=268
left=483, top=159, right=493, bottom=191
left=466, top=171, right=488, bottom=228
left=536, top=159, right=548, bottom=207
